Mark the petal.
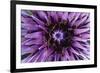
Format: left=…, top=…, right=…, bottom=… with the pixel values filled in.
left=80, top=33, right=90, bottom=39
left=64, top=49, right=70, bottom=60
left=37, top=49, right=49, bottom=62
left=69, top=53, right=75, bottom=60
left=23, top=39, right=43, bottom=45
left=68, top=12, right=76, bottom=23
left=74, top=15, right=88, bottom=27
left=54, top=53, right=61, bottom=61
left=21, top=10, right=31, bottom=16
left=73, top=36, right=87, bottom=42
left=72, top=41, right=88, bottom=52
left=74, top=28, right=89, bottom=35
left=22, top=55, right=31, bottom=63
left=38, top=44, right=46, bottom=50
left=31, top=15, right=45, bottom=26
left=57, top=12, right=64, bottom=18
left=21, top=45, right=38, bottom=55
left=21, top=29, right=27, bottom=36
left=62, top=12, right=68, bottom=20
left=27, top=51, right=40, bottom=62
left=70, top=13, right=81, bottom=26
left=21, top=16, right=35, bottom=24
left=37, top=11, right=48, bottom=22
left=25, top=32, right=42, bottom=39
left=70, top=47, right=80, bottom=55
left=46, top=54, right=54, bottom=61
left=81, top=13, right=89, bottom=18
left=22, top=23, right=39, bottom=31
left=49, top=11, right=58, bottom=23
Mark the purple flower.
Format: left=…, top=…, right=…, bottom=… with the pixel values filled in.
left=21, top=10, right=90, bottom=63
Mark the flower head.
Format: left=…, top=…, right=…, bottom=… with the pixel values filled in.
left=21, top=10, right=90, bottom=63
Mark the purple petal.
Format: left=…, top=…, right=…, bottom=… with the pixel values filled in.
left=80, top=33, right=90, bottom=39
left=31, top=15, right=45, bottom=26
left=70, top=47, right=80, bottom=55
left=48, top=11, right=58, bottom=23
left=64, top=49, right=70, bottom=60
left=37, top=11, right=48, bottom=22
left=74, top=28, right=89, bottom=35
left=25, top=32, right=43, bottom=39
left=57, top=12, right=64, bottom=18
left=68, top=12, right=76, bottom=23
left=22, top=39, right=43, bottom=45
left=73, top=36, right=87, bottom=42
left=21, top=45, right=38, bottom=55
left=21, top=10, right=31, bottom=16
left=22, top=23, right=39, bottom=31
left=72, top=41, right=88, bottom=51
left=70, top=13, right=81, bottom=26
left=62, top=12, right=68, bottom=20
left=74, top=15, right=88, bottom=27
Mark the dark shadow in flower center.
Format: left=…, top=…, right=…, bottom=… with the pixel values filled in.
left=45, top=21, right=74, bottom=54
left=55, top=33, right=61, bottom=38
left=52, top=30, right=64, bottom=43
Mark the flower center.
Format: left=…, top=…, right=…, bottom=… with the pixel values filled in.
left=45, top=21, right=74, bottom=53
left=53, top=30, right=63, bottom=42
